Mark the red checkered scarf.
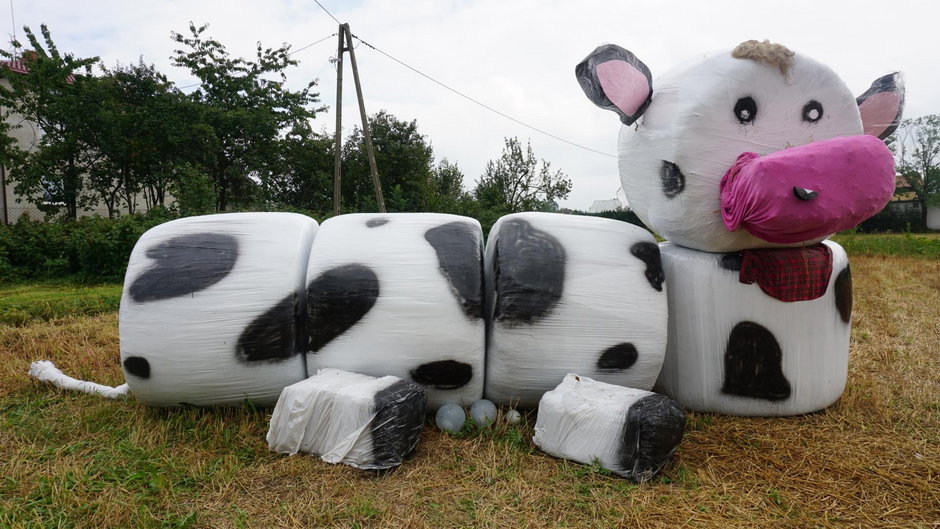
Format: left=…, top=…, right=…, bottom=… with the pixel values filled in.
left=738, top=244, right=833, bottom=302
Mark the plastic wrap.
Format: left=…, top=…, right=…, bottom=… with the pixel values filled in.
left=267, top=368, right=427, bottom=470
left=577, top=41, right=904, bottom=252
left=29, top=360, right=129, bottom=399
left=304, top=213, right=485, bottom=409
left=533, top=374, right=685, bottom=482
left=656, top=240, right=852, bottom=416
left=483, top=212, right=667, bottom=408
left=119, top=212, right=318, bottom=407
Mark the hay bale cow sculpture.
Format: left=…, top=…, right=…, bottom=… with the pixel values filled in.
left=577, top=40, right=904, bottom=415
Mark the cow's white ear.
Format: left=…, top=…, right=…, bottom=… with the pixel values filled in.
left=576, top=44, right=653, bottom=125
left=856, top=72, right=904, bottom=140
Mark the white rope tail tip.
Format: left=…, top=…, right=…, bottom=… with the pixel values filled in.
left=29, top=360, right=130, bottom=400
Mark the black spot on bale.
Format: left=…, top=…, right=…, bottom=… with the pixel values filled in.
left=619, top=394, right=685, bottom=482
left=721, top=321, right=791, bottom=401
left=410, top=360, right=473, bottom=390
left=424, top=222, right=484, bottom=319
left=597, top=343, right=639, bottom=372
left=493, top=219, right=565, bottom=325
left=719, top=252, right=743, bottom=272
left=366, top=218, right=389, bottom=228
left=129, top=233, right=239, bottom=303
left=307, top=264, right=380, bottom=353
left=236, top=293, right=301, bottom=362
left=630, top=242, right=664, bottom=292
left=123, top=356, right=151, bottom=379
left=660, top=161, right=686, bottom=198
left=834, top=264, right=852, bottom=324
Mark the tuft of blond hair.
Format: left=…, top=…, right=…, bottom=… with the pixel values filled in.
left=731, top=40, right=795, bottom=76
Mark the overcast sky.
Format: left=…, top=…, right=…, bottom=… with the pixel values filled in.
left=4, top=0, right=937, bottom=210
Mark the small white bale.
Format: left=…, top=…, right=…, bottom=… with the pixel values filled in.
left=533, top=374, right=685, bottom=482
left=657, top=240, right=852, bottom=416
left=119, top=212, right=318, bottom=407
left=484, top=212, right=668, bottom=408
left=304, top=213, right=486, bottom=409
left=267, top=368, right=427, bottom=470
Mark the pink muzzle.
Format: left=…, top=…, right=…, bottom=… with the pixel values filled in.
left=720, top=135, right=896, bottom=244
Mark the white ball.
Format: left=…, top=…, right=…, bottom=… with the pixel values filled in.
left=470, top=399, right=498, bottom=427
left=435, top=403, right=466, bottom=434
left=505, top=409, right=522, bottom=425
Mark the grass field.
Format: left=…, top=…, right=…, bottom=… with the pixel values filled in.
left=1, top=239, right=938, bottom=528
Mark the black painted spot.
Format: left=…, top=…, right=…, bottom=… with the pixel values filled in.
left=721, top=321, right=791, bottom=401
left=493, top=219, right=565, bottom=325
left=367, top=218, right=389, bottom=228
left=719, top=252, right=743, bottom=272
left=307, top=264, right=379, bottom=353
left=236, top=293, right=300, bottom=362
left=410, top=360, right=473, bottom=390
left=597, top=343, right=639, bottom=372
left=619, top=394, right=685, bottom=482
left=129, top=233, right=239, bottom=303
left=734, top=96, right=758, bottom=124
left=660, top=161, right=685, bottom=198
left=834, top=264, right=853, bottom=324
left=370, top=380, right=428, bottom=469
left=123, top=356, right=151, bottom=379
left=802, top=100, right=823, bottom=123
left=424, top=222, right=484, bottom=319
left=630, top=242, right=664, bottom=292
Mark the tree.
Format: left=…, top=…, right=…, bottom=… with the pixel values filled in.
left=474, top=137, right=572, bottom=213
left=427, top=158, right=468, bottom=213
left=893, top=115, right=940, bottom=227
left=0, top=25, right=99, bottom=220
left=87, top=60, right=200, bottom=217
left=341, top=110, right=435, bottom=212
left=258, top=129, right=334, bottom=213
left=171, top=23, right=323, bottom=211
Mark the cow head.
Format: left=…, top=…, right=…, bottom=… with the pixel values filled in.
left=577, top=40, right=904, bottom=252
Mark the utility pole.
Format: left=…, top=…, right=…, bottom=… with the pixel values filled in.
left=332, top=23, right=385, bottom=215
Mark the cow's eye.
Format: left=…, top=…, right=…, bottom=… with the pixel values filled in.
left=802, top=100, right=823, bottom=123
left=734, top=97, right=757, bottom=124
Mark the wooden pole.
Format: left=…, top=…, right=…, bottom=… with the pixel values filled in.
left=344, top=27, right=386, bottom=213
left=332, top=24, right=346, bottom=216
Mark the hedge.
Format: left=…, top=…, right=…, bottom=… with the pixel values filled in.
left=0, top=208, right=176, bottom=283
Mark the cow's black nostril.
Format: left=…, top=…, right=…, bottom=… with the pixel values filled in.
left=793, top=187, right=818, bottom=201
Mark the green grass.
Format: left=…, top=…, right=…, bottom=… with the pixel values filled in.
left=0, top=281, right=123, bottom=326
left=832, top=231, right=940, bottom=259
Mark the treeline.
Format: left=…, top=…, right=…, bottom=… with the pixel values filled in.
left=0, top=24, right=572, bottom=224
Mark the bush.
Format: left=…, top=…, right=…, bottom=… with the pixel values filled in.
left=0, top=208, right=177, bottom=283
left=857, top=202, right=926, bottom=233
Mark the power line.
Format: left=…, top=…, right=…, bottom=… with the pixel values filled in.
left=313, top=0, right=341, bottom=25
left=289, top=32, right=337, bottom=56
left=350, top=33, right=616, bottom=159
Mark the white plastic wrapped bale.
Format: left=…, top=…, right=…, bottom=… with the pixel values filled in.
left=267, top=368, right=427, bottom=470
left=533, top=374, right=685, bottom=482
left=304, top=213, right=485, bottom=409
left=576, top=41, right=903, bottom=253
left=657, top=240, right=852, bottom=416
left=119, top=212, right=318, bottom=406
left=483, top=212, right=667, bottom=408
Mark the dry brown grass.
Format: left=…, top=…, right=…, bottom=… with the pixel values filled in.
left=1, top=255, right=938, bottom=528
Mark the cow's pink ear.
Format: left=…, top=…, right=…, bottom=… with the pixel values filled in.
left=856, top=72, right=904, bottom=140
left=577, top=44, right=653, bottom=125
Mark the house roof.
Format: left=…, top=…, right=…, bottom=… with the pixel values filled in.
left=1, top=59, right=76, bottom=83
